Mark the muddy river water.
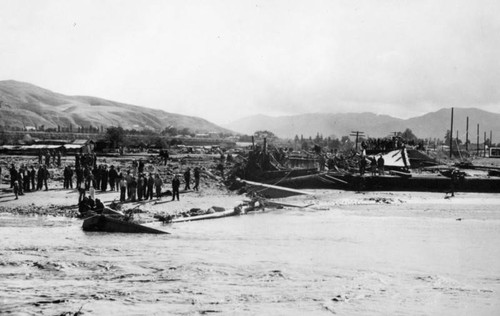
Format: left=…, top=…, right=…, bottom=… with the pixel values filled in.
left=1, top=201, right=500, bottom=315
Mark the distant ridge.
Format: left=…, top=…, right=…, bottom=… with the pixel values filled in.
left=0, top=80, right=231, bottom=133
left=225, top=108, right=500, bottom=140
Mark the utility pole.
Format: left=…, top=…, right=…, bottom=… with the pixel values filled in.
left=484, top=131, right=487, bottom=157
left=465, top=116, right=469, bottom=152
left=477, top=124, right=480, bottom=156
left=449, top=108, right=453, bottom=158
left=490, top=130, right=493, bottom=147
left=350, top=131, right=365, bottom=152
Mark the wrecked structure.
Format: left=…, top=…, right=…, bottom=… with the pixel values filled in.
left=231, top=138, right=500, bottom=195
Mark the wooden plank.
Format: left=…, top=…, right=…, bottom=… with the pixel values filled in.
left=172, top=209, right=237, bottom=223
left=322, top=174, right=349, bottom=184
left=238, top=178, right=314, bottom=196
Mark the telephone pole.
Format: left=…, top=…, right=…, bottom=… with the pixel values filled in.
left=350, top=131, right=365, bottom=152
left=477, top=124, right=480, bottom=156
left=465, top=116, right=469, bottom=152
left=449, top=108, right=453, bottom=158
left=484, top=131, right=487, bottom=157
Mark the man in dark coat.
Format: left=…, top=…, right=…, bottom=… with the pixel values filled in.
left=76, top=166, right=84, bottom=189
left=9, top=164, right=17, bottom=188
left=171, top=174, right=180, bottom=201
left=101, top=165, right=108, bottom=191
left=94, top=166, right=101, bottom=190
left=41, top=165, right=49, bottom=191
left=183, top=168, right=191, bottom=190
left=84, top=167, right=91, bottom=190
left=377, top=154, right=385, bottom=175
left=63, top=166, right=71, bottom=189
left=108, top=165, right=118, bottom=191
left=147, top=173, right=154, bottom=200
left=193, top=167, right=200, bottom=191
left=37, top=166, right=44, bottom=190
left=137, top=174, right=145, bottom=201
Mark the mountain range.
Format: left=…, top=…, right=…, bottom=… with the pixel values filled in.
left=1, top=80, right=498, bottom=142
left=0, top=80, right=229, bottom=134
left=225, top=108, right=500, bottom=141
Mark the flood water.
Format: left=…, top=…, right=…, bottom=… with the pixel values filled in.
left=1, top=203, right=500, bottom=315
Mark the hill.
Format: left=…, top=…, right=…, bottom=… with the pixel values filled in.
left=225, top=108, right=500, bottom=141
left=0, top=80, right=230, bottom=133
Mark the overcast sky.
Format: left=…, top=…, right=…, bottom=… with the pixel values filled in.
left=1, top=0, right=499, bottom=125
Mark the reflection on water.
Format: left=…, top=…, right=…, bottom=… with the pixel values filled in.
left=1, top=206, right=500, bottom=315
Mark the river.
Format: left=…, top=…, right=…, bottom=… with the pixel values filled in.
left=1, top=202, right=499, bottom=315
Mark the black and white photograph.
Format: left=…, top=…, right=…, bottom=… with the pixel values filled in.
left=1, top=0, right=499, bottom=315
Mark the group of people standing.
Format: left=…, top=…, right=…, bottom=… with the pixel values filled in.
left=118, top=171, right=164, bottom=202
left=117, top=164, right=202, bottom=203
left=8, top=164, right=50, bottom=199
left=72, top=156, right=203, bottom=205
left=182, top=167, right=201, bottom=191
left=4, top=152, right=204, bottom=206
left=359, top=154, right=385, bottom=176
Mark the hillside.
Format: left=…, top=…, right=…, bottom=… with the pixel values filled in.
left=0, top=80, right=230, bottom=133
left=226, top=108, right=500, bottom=141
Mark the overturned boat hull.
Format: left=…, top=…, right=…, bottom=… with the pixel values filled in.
left=82, top=215, right=169, bottom=234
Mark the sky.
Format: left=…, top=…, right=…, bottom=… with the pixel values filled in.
left=1, top=0, right=499, bottom=125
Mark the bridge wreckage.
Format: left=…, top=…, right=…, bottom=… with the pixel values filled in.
left=231, top=140, right=500, bottom=197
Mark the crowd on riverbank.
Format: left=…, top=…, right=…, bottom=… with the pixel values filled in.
left=0, top=151, right=232, bottom=215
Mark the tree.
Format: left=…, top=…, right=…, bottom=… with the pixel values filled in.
left=161, top=126, right=178, bottom=136
left=106, top=126, right=125, bottom=149
left=254, top=130, right=277, bottom=140
left=399, top=128, right=418, bottom=142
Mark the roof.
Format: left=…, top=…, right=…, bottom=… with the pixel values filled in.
left=64, top=144, right=85, bottom=149
left=27, top=144, right=64, bottom=150
left=73, top=139, right=94, bottom=145
left=0, top=144, right=63, bottom=150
